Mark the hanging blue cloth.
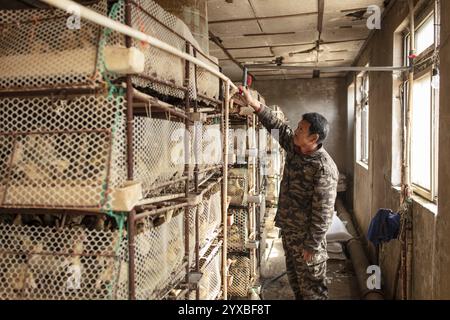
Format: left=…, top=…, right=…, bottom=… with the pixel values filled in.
left=367, top=208, right=401, bottom=246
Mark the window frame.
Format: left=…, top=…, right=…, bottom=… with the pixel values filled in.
left=356, top=70, right=370, bottom=167
left=402, top=9, right=439, bottom=202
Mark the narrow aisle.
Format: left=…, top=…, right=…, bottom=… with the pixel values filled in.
left=260, top=209, right=360, bottom=300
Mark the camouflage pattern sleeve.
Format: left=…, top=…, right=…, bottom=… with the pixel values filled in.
left=303, top=165, right=338, bottom=252
left=256, top=105, right=294, bottom=153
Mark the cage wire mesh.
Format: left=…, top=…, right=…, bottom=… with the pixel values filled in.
left=0, top=94, right=127, bottom=209
left=189, top=246, right=222, bottom=300
left=228, top=254, right=251, bottom=298
left=134, top=209, right=185, bottom=300
left=0, top=1, right=106, bottom=91
left=0, top=216, right=127, bottom=300
left=196, top=53, right=220, bottom=103
left=188, top=205, right=197, bottom=267
left=108, top=0, right=219, bottom=101
left=133, top=117, right=185, bottom=198
left=199, top=185, right=222, bottom=248
left=0, top=0, right=220, bottom=101
left=228, top=168, right=248, bottom=206
left=229, top=125, right=248, bottom=165
left=200, top=124, right=222, bottom=169
left=228, top=209, right=248, bottom=253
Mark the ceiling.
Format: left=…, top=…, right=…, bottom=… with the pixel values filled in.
left=207, top=0, right=389, bottom=81
left=0, top=0, right=97, bottom=10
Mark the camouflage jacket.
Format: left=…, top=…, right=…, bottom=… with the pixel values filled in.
left=257, top=105, right=339, bottom=254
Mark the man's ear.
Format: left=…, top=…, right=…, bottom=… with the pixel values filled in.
left=309, top=133, right=320, bottom=144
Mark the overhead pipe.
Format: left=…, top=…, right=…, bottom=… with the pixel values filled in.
left=244, top=65, right=411, bottom=73
left=335, top=198, right=384, bottom=300
left=221, top=80, right=230, bottom=300
left=38, top=0, right=238, bottom=90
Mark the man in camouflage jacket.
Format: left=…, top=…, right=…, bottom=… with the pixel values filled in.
left=238, top=86, right=339, bottom=300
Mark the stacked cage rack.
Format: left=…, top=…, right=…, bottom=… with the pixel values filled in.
left=226, top=90, right=267, bottom=299
left=257, top=105, right=286, bottom=270
left=0, top=0, right=230, bottom=300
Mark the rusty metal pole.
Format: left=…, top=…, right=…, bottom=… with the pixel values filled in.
left=193, top=48, right=200, bottom=194
left=190, top=46, right=200, bottom=300
left=222, top=80, right=230, bottom=300
left=184, top=42, right=192, bottom=300
left=128, top=209, right=136, bottom=300
left=195, top=204, right=200, bottom=300
left=124, top=0, right=136, bottom=300
left=125, top=0, right=134, bottom=181
left=399, top=0, right=416, bottom=301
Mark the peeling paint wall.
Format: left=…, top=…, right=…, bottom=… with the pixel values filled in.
left=254, top=78, right=348, bottom=175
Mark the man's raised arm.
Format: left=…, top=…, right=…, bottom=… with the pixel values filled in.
left=237, top=86, right=294, bottom=153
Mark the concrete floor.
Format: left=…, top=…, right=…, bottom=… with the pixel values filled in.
left=259, top=210, right=360, bottom=300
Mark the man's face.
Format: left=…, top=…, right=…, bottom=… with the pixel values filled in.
left=293, top=120, right=319, bottom=149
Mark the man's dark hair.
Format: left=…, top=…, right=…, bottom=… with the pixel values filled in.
left=302, top=112, right=329, bottom=144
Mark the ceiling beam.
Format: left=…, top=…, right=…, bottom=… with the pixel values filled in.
left=224, top=38, right=367, bottom=51
left=209, top=30, right=256, bottom=80
left=244, top=64, right=411, bottom=72
left=243, top=31, right=296, bottom=37
left=317, top=0, right=325, bottom=35
left=218, top=55, right=274, bottom=61
left=209, top=11, right=317, bottom=24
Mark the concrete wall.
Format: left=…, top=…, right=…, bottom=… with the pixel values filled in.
left=254, top=78, right=348, bottom=175
left=434, top=0, right=450, bottom=300
left=348, top=0, right=448, bottom=299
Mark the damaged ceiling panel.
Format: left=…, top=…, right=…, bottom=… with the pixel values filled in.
left=324, top=0, right=385, bottom=13
left=249, top=0, right=318, bottom=17
left=209, top=20, right=262, bottom=36
left=208, top=0, right=390, bottom=81
left=321, top=27, right=370, bottom=43
left=265, top=31, right=319, bottom=46
left=258, top=15, right=318, bottom=34
left=226, top=47, right=273, bottom=58
left=208, top=0, right=256, bottom=22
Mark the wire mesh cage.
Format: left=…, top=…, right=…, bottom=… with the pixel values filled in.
left=0, top=92, right=209, bottom=209
left=228, top=168, right=248, bottom=206
left=134, top=209, right=186, bottom=300
left=0, top=205, right=188, bottom=300
left=199, top=186, right=222, bottom=248
left=228, top=209, right=248, bottom=253
left=0, top=212, right=128, bottom=300
left=228, top=254, right=251, bottom=298
left=0, top=1, right=106, bottom=92
left=189, top=245, right=222, bottom=300
left=109, top=0, right=220, bottom=101
left=0, top=0, right=221, bottom=103
left=133, top=116, right=186, bottom=198
left=0, top=94, right=128, bottom=209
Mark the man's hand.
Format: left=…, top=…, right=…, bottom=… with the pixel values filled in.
left=235, top=85, right=260, bottom=111
left=302, top=248, right=315, bottom=263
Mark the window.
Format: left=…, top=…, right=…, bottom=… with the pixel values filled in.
left=415, top=14, right=435, bottom=55
left=356, top=70, right=369, bottom=166
left=405, top=14, right=435, bottom=62
left=403, top=11, right=439, bottom=201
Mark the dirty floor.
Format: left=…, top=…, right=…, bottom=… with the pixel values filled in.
left=259, top=209, right=360, bottom=300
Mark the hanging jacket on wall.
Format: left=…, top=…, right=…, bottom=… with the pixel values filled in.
left=367, top=208, right=401, bottom=246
